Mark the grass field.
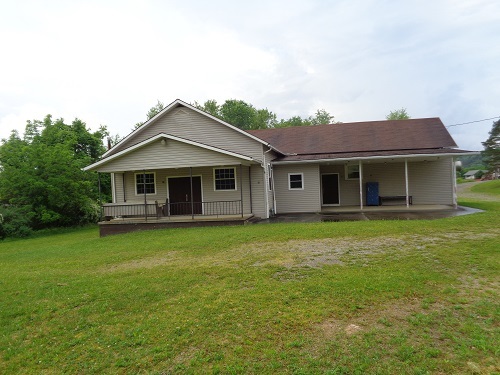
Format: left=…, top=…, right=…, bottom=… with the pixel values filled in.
left=0, top=181, right=499, bottom=374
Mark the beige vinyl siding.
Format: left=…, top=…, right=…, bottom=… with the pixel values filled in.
left=114, top=173, right=125, bottom=203
left=319, top=157, right=453, bottom=206
left=408, top=158, right=453, bottom=204
left=120, top=166, right=255, bottom=214
left=110, top=107, right=264, bottom=161
left=264, top=149, right=279, bottom=216
left=96, top=138, right=248, bottom=173
left=249, top=164, right=267, bottom=218
left=320, top=164, right=359, bottom=205
left=273, top=164, right=321, bottom=213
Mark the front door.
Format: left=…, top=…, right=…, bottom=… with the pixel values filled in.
left=321, top=173, right=340, bottom=205
left=168, top=177, right=202, bottom=215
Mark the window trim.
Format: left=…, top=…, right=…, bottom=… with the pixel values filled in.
left=213, top=167, right=237, bottom=191
left=288, top=172, right=304, bottom=190
left=134, top=171, right=157, bottom=196
left=345, top=164, right=360, bottom=180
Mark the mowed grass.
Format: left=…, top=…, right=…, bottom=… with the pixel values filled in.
left=0, top=182, right=499, bottom=374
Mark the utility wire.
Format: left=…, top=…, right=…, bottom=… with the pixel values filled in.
left=446, top=116, right=500, bottom=128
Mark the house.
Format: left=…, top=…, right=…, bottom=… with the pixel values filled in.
left=84, top=99, right=476, bottom=236
left=463, top=170, right=487, bottom=180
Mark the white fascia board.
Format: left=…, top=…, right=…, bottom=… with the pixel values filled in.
left=84, top=133, right=254, bottom=171
left=270, top=151, right=480, bottom=165
left=102, top=99, right=280, bottom=158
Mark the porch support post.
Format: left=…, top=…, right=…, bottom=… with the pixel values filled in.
left=248, top=165, right=253, bottom=214
left=143, top=170, right=147, bottom=221
left=405, top=159, right=409, bottom=208
left=451, top=157, right=457, bottom=209
left=122, top=173, right=126, bottom=202
left=239, top=164, right=243, bottom=217
left=98, top=172, right=102, bottom=221
left=359, top=161, right=363, bottom=210
left=190, top=167, right=194, bottom=220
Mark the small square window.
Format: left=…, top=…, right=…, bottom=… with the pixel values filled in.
left=345, top=165, right=360, bottom=180
left=288, top=173, right=303, bottom=190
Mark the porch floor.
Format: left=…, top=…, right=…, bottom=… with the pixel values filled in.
left=320, top=204, right=454, bottom=213
left=98, top=214, right=255, bottom=236
left=264, top=205, right=482, bottom=224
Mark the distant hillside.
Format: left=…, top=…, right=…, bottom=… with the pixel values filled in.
left=457, top=154, right=486, bottom=169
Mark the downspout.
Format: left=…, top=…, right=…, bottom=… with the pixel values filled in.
left=271, top=164, right=277, bottom=216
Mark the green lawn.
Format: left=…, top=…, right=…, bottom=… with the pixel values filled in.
left=0, top=184, right=499, bottom=374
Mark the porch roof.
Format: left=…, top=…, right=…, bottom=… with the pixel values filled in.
left=84, top=133, right=255, bottom=172
left=271, top=148, right=477, bottom=164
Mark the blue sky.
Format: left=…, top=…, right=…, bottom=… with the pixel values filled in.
left=1, top=0, right=499, bottom=150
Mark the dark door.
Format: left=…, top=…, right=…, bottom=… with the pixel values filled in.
left=168, top=177, right=202, bottom=215
left=322, top=174, right=340, bottom=205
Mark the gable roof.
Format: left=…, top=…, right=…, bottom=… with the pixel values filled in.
left=103, top=99, right=275, bottom=159
left=247, top=118, right=458, bottom=156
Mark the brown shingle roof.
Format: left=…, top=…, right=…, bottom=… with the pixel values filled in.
left=247, top=118, right=458, bottom=155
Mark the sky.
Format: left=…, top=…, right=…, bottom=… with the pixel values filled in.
left=1, top=0, right=499, bottom=151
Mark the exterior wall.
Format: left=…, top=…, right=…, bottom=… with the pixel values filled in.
left=408, top=158, right=453, bottom=205
left=249, top=163, right=267, bottom=218
left=113, top=173, right=125, bottom=203
left=110, top=106, right=264, bottom=161
left=319, top=157, right=454, bottom=206
left=264, top=149, right=279, bottom=216
left=97, top=138, right=247, bottom=173
left=273, top=163, right=321, bottom=213
left=116, top=165, right=269, bottom=216
left=320, top=164, right=359, bottom=205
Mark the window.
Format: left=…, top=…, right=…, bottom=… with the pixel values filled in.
left=345, top=164, right=360, bottom=180
left=288, top=173, right=303, bottom=190
left=214, top=168, right=236, bottom=190
left=135, top=172, right=156, bottom=195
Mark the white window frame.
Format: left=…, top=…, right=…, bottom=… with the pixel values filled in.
left=345, top=164, right=360, bottom=180
left=213, top=167, right=237, bottom=191
left=288, top=173, right=304, bottom=190
left=135, top=172, right=157, bottom=196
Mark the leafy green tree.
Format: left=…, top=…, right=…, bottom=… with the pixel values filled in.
left=0, top=116, right=110, bottom=234
left=277, top=116, right=311, bottom=128
left=219, top=99, right=257, bottom=130
left=193, top=99, right=220, bottom=117
left=482, top=119, right=500, bottom=175
left=309, top=109, right=337, bottom=125
left=134, top=100, right=165, bottom=129
left=386, top=108, right=411, bottom=120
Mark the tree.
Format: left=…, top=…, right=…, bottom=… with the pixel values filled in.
left=193, top=99, right=220, bottom=117
left=386, top=108, right=411, bottom=120
left=134, top=100, right=165, bottom=129
left=219, top=99, right=257, bottom=130
left=309, top=109, right=337, bottom=125
left=482, top=119, right=500, bottom=175
left=0, top=116, right=110, bottom=235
